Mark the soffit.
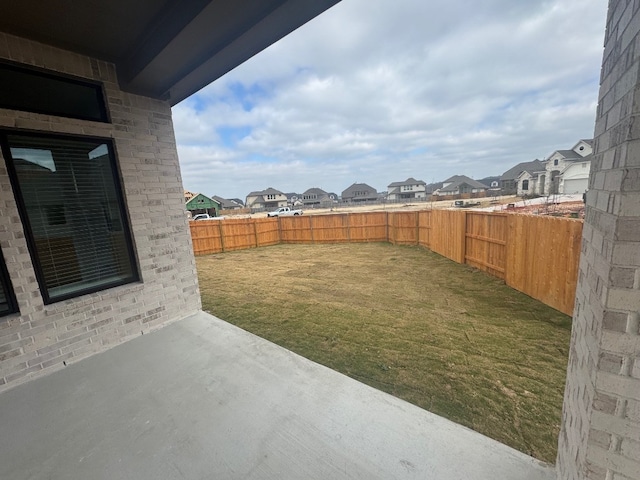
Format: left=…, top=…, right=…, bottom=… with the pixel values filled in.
left=0, top=0, right=340, bottom=105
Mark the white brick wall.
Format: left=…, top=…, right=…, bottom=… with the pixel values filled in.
left=0, top=33, right=201, bottom=391
left=557, top=1, right=640, bottom=479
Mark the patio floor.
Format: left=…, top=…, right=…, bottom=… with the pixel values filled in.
left=0, top=311, right=555, bottom=479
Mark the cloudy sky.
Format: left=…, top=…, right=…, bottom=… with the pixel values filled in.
left=173, top=0, right=609, bottom=200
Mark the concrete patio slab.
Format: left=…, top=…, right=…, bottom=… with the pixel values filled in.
left=0, top=312, right=555, bottom=480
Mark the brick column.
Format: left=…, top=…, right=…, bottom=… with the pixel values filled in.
left=556, top=1, right=640, bottom=479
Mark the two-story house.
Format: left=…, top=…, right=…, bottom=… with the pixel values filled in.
left=387, top=178, right=427, bottom=200
left=513, top=140, right=593, bottom=196
left=543, top=139, right=592, bottom=195
left=245, top=188, right=288, bottom=210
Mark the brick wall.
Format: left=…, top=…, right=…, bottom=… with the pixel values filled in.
left=0, top=33, right=201, bottom=392
left=556, top=1, right=640, bottom=479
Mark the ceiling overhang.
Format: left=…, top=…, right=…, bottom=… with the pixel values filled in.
left=0, top=0, right=341, bottom=106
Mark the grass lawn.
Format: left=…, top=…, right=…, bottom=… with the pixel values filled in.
left=197, top=243, right=571, bottom=463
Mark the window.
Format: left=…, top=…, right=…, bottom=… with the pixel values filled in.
left=553, top=159, right=559, bottom=166
left=0, top=249, right=18, bottom=317
left=522, top=180, right=529, bottom=191
left=0, top=62, right=108, bottom=123
left=1, top=131, right=139, bottom=304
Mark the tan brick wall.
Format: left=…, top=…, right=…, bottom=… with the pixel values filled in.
left=557, top=1, right=640, bottom=479
left=0, top=33, right=201, bottom=391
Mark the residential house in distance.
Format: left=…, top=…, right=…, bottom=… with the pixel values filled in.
left=212, top=195, right=244, bottom=210
left=558, top=158, right=591, bottom=194
left=285, top=192, right=302, bottom=205
left=300, top=188, right=337, bottom=207
left=515, top=163, right=547, bottom=197
left=500, top=160, right=545, bottom=194
left=341, top=183, right=378, bottom=203
left=245, top=187, right=288, bottom=210
left=433, top=175, right=487, bottom=197
left=426, top=181, right=444, bottom=195
left=544, top=139, right=592, bottom=195
left=514, top=139, right=593, bottom=196
left=184, top=190, right=197, bottom=203
left=387, top=177, right=427, bottom=200
left=186, top=193, right=221, bottom=217
left=477, top=176, right=502, bottom=197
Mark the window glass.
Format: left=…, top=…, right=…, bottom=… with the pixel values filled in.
left=0, top=63, right=108, bottom=122
left=2, top=132, right=138, bottom=303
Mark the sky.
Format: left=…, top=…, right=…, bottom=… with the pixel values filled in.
left=173, top=0, right=609, bottom=201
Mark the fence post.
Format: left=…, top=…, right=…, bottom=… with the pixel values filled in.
left=461, top=210, right=467, bottom=265
left=253, top=219, right=259, bottom=248
left=218, top=221, right=225, bottom=253
left=309, top=215, right=314, bottom=243
left=277, top=216, right=282, bottom=244
left=347, top=213, right=351, bottom=243
left=386, top=211, right=390, bottom=243
left=415, top=211, right=419, bottom=246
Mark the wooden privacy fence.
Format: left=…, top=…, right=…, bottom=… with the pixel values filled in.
left=190, top=211, right=583, bottom=315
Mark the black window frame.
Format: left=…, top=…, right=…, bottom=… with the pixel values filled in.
left=0, top=129, right=140, bottom=304
left=0, top=60, right=110, bottom=123
left=0, top=248, right=19, bottom=317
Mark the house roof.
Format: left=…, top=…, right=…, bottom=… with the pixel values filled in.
left=500, top=160, right=545, bottom=181
left=341, top=183, right=377, bottom=197
left=0, top=1, right=340, bottom=105
left=426, top=182, right=443, bottom=194
left=440, top=175, right=487, bottom=192
left=551, top=150, right=583, bottom=161
left=247, top=187, right=284, bottom=197
left=559, top=154, right=593, bottom=172
left=387, top=177, right=426, bottom=188
left=302, top=187, right=328, bottom=196
left=212, top=195, right=242, bottom=209
left=186, top=193, right=220, bottom=206
left=476, top=176, right=501, bottom=187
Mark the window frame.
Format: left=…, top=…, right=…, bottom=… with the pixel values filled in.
left=0, top=129, right=140, bottom=304
left=0, top=248, right=19, bottom=317
left=0, top=60, right=110, bottom=123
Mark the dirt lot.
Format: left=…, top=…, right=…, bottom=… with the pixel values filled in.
left=197, top=243, right=571, bottom=463
left=223, top=194, right=584, bottom=219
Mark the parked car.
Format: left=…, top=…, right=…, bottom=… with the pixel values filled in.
left=192, top=213, right=225, bottom=221
left=267, top=207, right=303, bottom=217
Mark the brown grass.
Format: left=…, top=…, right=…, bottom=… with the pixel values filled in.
left=196, top=243, right=571, bottom=463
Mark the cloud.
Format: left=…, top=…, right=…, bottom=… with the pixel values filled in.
left=173, top=0, right=608, bottom=198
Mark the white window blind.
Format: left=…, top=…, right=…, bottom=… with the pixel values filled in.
left=4, top=133, right=138, bottom=303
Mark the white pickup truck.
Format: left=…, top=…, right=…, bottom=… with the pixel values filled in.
left=267, top=206, right=303, bottom=217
